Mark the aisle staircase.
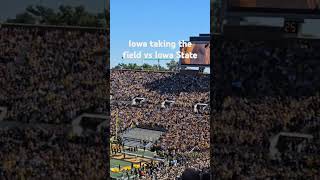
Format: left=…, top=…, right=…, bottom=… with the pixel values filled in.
left=0, top=107, right=7, bottom=122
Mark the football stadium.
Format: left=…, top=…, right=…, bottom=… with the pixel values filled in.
left=110, top=34, right=211, bottom=179
left=211, top=0, right=320, bottom=179
left=0, top=23, right=108, bottom=179
left=1, top=0, right=320, bottom=179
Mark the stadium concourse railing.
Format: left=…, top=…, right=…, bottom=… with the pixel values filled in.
left=111, top=68, right=177, bottom=74
left=110, top=68, right=210, bottom=76
left=0, top=22, right=105, bottom=32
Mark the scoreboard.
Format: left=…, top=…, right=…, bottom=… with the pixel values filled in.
left=225, top=0, right=318, bottom=35
left=180, top=34, right=210, bottom=67
left=228, top=0, right=320, bottom=13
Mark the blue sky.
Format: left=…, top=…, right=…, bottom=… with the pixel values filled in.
left=110, top=0, right=210, bottom=68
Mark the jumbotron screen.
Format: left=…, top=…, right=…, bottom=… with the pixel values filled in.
left=180, top=43, right=210, bottom=66
left=228, top=0, right=320, bottom=11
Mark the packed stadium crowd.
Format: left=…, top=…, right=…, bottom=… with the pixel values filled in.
left=140, top=152, right=210, bottom=180
left=0, top=26, right=107, bottom=123
left=0, top=126, right=107, bottom=179
left=0, top=26, right=108, bottom=179
left=111, top=70, right=210, bottom=179
left=3, top=22, right=320, bottom=180
left=212, top=37, right=320, bottom=179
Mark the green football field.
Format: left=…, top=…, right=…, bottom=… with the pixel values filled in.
left=110, top=145, right=161, bottom=179
left=111, top=159, right=132, bottom=168
left=110, top=159, right=132, bottom=178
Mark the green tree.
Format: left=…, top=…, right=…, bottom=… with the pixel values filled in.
left=113, top=63, right=140, bottom=70
left=166, top=60, right=178, bottom=71
left=7, top=12, right=36, bottom=24
left=6, top=5, right=105, bottom=27
left=141, top=63, right=153, bottom=70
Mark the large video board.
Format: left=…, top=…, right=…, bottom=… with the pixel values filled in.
left=180, top=42, right=210, bottom=66
left=228, top=0, right=320, bottom=13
